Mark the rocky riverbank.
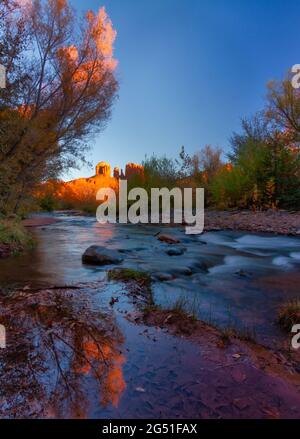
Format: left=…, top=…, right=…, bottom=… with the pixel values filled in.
left=1, top=276, right=300, bottom=418
left=21, top=209, right=300, bottom=236
left=1, top=213, right=300, bottom=418
left=204, top=210, right=300, bottom=235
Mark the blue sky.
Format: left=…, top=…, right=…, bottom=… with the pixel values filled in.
left=68, top=0, right=299, bottom=180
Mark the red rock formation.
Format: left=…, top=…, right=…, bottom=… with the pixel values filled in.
left=113, top=167, right=120, bottom=179
left=36, top=160, right=145, bottom=210
left=95, top=161, right=111, bottom=177
left=125, top=163, right=144, bottom=180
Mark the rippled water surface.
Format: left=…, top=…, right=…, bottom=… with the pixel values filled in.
left=1, top=214, right=300, bottom=345
left=1, top=214, right=300, bottom=418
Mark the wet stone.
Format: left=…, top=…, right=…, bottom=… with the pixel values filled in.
left=155, top=273, right=174, bottom=281
left=166, top=247, right=185, bottom=256
left=235, top=269, right=253, bottom=278
left=172, top=267, right=193, bottom=276
left=157, top=234, right=180, bottom=244
left=82, top=245, right=123, bottom=265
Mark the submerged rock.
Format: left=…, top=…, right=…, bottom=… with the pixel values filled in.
left=82, top=245, right=123, bottom=265
left=235, top=269, right=253, bottom=278
left=157, top=233, right=180, bottom=244
left=172, top=266, right=193, bottom=276
left=195, top=260, right=209, bottom=272
left=118, top=248, right=133, bottom=253
left=166, top=247, right=185, bottom=256
left=155, top=272, right=174, bottom=281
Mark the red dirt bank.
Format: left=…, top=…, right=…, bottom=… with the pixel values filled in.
left=130, top=308, right=300, bottom=419
left=204, top=209, right=300, bottom=235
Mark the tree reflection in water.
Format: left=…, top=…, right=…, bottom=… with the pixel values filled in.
left=0, top=286, right=126, bottom=418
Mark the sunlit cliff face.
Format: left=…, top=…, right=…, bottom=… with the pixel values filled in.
left=56, top=176, right=119, bottom=209
left=35, top=161, right=144, bottom=211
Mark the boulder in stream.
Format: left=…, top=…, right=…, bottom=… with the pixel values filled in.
left=166, top=247, right=185, bottom=256
left=82, top=245, right=123, bottom=265
left=157, top=233, right=180, bottom=244
left=172, top=266, right=193, bottom=276
left=154, top=272, right=174, bottom=281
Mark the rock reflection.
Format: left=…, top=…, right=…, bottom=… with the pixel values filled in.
left=0, top=286, right=126, bottom=418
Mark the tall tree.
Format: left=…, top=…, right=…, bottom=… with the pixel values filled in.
left=0, top=0, right=118, bottom=214
left=266, top=78, right=300, bottom=144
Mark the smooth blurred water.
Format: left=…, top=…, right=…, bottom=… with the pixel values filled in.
left=1, top=213, right=300, bottom=346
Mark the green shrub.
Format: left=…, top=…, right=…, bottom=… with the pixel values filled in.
left=0, top=220, right=34, bottom=254
left=39, top=195, right=56, bottom=212
left=277, top=299, right=300, bottom=331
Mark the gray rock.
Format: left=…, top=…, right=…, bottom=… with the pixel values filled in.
left=82, top=245, right=123, bottom=265
left=195, top=261, right=209, bottom=272
left=166, top=247, right=185, bottom=256
left=173, top=266, right=193, bottom=276
left=155, top=272, right=174, bottom=281
left=118, top=248, right=133, bottom=253
left=235, top=269, right=253, bottom=278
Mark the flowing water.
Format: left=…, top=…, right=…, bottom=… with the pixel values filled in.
left=1, top=213, right=300, bottom=345
left=1, top=213, right=300, bottom=418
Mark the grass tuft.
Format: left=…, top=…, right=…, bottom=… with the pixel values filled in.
left=108, top=268, right=153, bottom=306
left=277, top=299, right=300, bottom=332
left=170, top=297, right=198, bottom=321
left=219, top=326, right=256, bottom=343
left=108, top=268, right=151, bottom=286
left=0, top=220, right=34, bottom=255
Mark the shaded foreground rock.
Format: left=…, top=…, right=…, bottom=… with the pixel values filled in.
left=82, top=245, right=123, bottom=265
left=166, top=247, right=185, bottom=256
left=172, top=266, right=193, bottom=276
left=154, top=272, right=174, bottom=281
left=0, top=243, right=11, bottom=258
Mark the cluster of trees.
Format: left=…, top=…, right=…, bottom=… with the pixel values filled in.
left=0, top=0, right=118, bottom=215
left=37, top=74, right=300, bottom=213
left=136, top=78, right=300, bottom=211
left=1, top=2, right=299, bottom=215
left=36, top=177, right=119, bottom=214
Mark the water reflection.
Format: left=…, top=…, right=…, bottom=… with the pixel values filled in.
left=0, top=284, right=126, bottom=418
left=1, top=214, right=300, bottom=348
